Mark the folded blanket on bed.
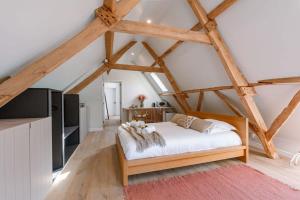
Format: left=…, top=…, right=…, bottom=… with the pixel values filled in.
left=121, top=124, right=166, bottom=152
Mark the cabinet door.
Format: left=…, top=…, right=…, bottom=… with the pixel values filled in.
left=0, top=123, right=30, bottom=200
left=0, top=128, right=15, bottom=200
left=30, top=117, right=52, bottom=200
left=13, top=124, right=31, bottom=200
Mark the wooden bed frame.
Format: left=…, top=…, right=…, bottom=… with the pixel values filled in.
left=116, top=111, right=249, bottom=186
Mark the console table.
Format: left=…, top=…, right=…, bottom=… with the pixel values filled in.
left=123, top=107, right=176, bottom=123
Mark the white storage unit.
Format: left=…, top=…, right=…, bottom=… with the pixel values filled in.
left=0, top=118, right=52, bottom=200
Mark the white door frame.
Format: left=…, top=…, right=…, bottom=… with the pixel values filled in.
left=103, top=81, right=122, bottom=120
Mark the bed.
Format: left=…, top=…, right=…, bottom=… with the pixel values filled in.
left=116, top=111, right=249, bottom=186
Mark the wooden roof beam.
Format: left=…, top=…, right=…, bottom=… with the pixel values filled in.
left=112, top=20, right=211, bottom=44
left=208, top=0, right=237, bottom=20
left=0, top=0, right=140, bottom=108
left=66, top=41, right=137, bottom=94
left=110, top=64, right=164, bottom=73
left=259, top=76, right=300, bottom=84
left=266, top=90, right=300, bottom=141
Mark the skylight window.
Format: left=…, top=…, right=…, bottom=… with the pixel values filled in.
left=150, top=73, right=168, bottom=92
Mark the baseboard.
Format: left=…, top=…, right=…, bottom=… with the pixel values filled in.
left=250, top=140, right=294, bottom=158
left=88, top=127, right=103, bottom=132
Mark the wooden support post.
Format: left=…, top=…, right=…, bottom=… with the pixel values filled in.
left=196, top=91, right=204, bottom=111
left=0, top=0, right=140, bottom=108
left=266, top=90, right=300, bottom=141
left=142, top=42, right=191, bottom=113
left=66, top=41, right=137, bottom=94
left=186, top=0, right=277, bottom=158
left=105, top=31, right=114, bottom=62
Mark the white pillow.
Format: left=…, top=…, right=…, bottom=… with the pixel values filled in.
left=205, top=119, right=236, bottom=134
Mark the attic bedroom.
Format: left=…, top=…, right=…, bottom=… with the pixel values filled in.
left=0, top=0, right=300, bottom=199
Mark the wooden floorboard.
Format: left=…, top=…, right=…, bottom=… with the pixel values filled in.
left=45, top=119, right=300, bottom=200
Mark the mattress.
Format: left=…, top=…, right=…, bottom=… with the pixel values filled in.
left=117, top=122, right=242, bottom=160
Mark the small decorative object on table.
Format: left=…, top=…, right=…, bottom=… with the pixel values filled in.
left=138, top=95, right=146, bottom=108
left=290, top=152, right=300, bottom=166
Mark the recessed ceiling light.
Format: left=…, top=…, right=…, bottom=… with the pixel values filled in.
left=146, top=19, right=152, bottom=24
left=131, top=52, right=135, bottom=56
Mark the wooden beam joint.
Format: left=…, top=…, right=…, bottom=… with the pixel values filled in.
left=204, top=20, right=217, bottom=32
left=238, top=86, right=256, bottom=96
left=96, top=6, right=118, bottom=27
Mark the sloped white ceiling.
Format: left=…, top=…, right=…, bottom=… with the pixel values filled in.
left=1, top=0, right=300, bottom=154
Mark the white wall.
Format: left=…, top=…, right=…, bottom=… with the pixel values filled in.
left=79, top=77, right=103, bottom=132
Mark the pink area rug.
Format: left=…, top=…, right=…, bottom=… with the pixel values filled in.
left=124, top=165, right=300, bottom=200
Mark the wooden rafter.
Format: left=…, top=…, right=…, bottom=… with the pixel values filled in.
left=259, top=76, right=300, bottom=84
left=66, top=41, right=137, bottom=94
left=110, top=64, right=164, bottom=73
left=0, top=76, right=10, bottom=84
left=266, top=90, right=300, bottom=141
left=186, top=0, right=277, bottom=158
left=142, top=42, right=191, bottom=113
left=208, top=0, right=237, bottom=20
left=0, top=0, right=140, bottom=108
left=112, top=20, right=211, bottom=44
left=196, top=91, right=204, bottom=111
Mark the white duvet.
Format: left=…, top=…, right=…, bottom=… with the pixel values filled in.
left=117, top=122, right=242, bottom=160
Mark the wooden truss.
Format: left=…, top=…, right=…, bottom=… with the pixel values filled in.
left=0, top=0, right=299, bottom=158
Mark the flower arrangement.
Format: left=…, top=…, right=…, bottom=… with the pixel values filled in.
left=138, top=95, right=146, bottom=107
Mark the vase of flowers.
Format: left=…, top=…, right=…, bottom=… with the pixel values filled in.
left=138, top=95, right=146, bottom=107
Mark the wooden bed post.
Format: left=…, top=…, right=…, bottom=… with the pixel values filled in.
left=116, top=135, right=129, bottom=186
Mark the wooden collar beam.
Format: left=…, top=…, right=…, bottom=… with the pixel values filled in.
left=159, top=76, right=300, bottom=96
left=112, top=20, right=211, bottom=44
left=110, top=64, right=164, bottom=73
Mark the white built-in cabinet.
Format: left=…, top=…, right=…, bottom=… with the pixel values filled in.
left=0, top=117, right=52, bottom=200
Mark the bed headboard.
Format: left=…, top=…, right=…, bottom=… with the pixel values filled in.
left=186, top=111, right=249, bottom=146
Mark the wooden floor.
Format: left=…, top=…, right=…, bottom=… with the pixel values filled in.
left=45, top=119, right=300, bottom=200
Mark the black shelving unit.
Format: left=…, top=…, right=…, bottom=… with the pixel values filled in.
left=0, top=88, right=64, bottom=171
left=64, top=94, right=80, bottom=163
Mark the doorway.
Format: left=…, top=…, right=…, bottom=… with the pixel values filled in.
left=103, top=82, right=121, bottom=122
